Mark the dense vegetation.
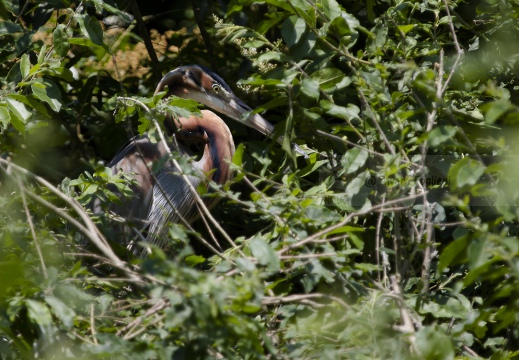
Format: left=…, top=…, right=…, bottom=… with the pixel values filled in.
left=1, top=0, right=519, bottom=358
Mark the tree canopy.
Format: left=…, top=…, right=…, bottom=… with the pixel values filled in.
left=1, top=0, right=519, bottom=358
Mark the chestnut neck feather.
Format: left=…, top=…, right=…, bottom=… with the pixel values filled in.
left=174, top=110, right=235, bottom=185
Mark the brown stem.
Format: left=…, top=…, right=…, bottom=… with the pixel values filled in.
left=191, top=0, right=218, bottom=71
left=127, top=0, right=161, bottom=82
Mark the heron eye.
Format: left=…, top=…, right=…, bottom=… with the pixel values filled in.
left=212, top=84, right=221, bottom=93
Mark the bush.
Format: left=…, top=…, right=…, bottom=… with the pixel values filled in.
left=1, top=0, right=519, bottom=358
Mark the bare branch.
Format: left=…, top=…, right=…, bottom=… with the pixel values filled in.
left=0, top=158, right=142, bottom=284
left=16, top=175, right=48, bottom=280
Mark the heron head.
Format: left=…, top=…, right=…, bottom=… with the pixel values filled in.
left=155, top=65, right=306, bottom=157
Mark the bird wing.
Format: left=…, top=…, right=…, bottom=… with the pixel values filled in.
left=144, top=164, right=203, bottom=252
left=91, top=135, right=166, bottom=243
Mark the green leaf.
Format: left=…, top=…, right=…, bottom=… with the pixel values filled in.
left=480, top=101, right=513, bottom=124
left=0, top=21, right=24, bottom=35
left=185, top=255, right=206, bottom=267
left=0, top=106, right=10, bottom=129
left=255, top=51, right=289, bottom=64
left=323, top=102, right=360, bottom=121
left=90, top=0, right=133, bottom=23
left=398, top=24, right=415, bottom=35
left=6, top=97, right=31, bottom=123
left=341, top=148, right=368, bottom=174
left=8, top=112, right=26, bottom=133
left=448, top=157, right=485, bottom=190
left=68, top=37, right=105, bottom=51
left=420, top=297, right=468, bottom=318
left=20, top=53, right=30, bottom=79
left=38, top=43, right=47, bottom=65
left=297, top=158, right=327, bottom=177
left=438, top=232, right=469, bottom=272
left=344, top=171, right=372, bottom=210
left=45, top=296, right=76, bottom=327
left=415, top=326, right=455, bottom=360
left=328, top=15, right=357, bottom=48
left=300, top=78, right=320, bottom=100
left=26, top=299, right=53, bottom=327
left=310, top=68, right=350, bottom=90
left=232, top=143, right=245, bottom=166
left=301, top=258, right=336, bottom=292
left=249, top=236, right=280, bottom=272
left=7, top=93, right=50, bottom=117
left=76, top=14, right=104, bottom=46
left=53, top=24, right=70, bottom=57
left=31, top=79, right=62, bottom=112
left=426, top=126, right=457, bottom=147
left=281, top=16, right=306, bottom=47
left=321, top=0, right=342, bottom=20
left=467, top=236, right=487, bottom=269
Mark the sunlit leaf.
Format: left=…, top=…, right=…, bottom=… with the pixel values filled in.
left=6, top=97, right=31, bottom=123
left=249, top=236, right=280, bottom=272
left=233, top=143, right=245, bottom=166
left=53, top=24, right=70, bottom=57
left=26, top=299, right=53, bottom=327
left=31, top=79, right=62, bottom=112
left=20, top=53, right=30, bottom=79
left=300, top=78, right=320, bottom=99
left=398, top=24, right=415, bottom=35
left=0, top=106, right=10, bottom=129
left=185, top=255, right=206, bottom=267
left=91, top=0, right=133, bottom=23
left=281, top=16, right=306, bottom=47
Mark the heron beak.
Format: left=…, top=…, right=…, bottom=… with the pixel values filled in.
left=205, top=93, right=308, bottom=158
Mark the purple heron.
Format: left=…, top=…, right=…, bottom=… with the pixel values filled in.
left=93, top=65, right=305, bottom=255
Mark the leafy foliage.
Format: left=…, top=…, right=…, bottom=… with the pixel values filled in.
left=1, top=0, right=519, bottom=358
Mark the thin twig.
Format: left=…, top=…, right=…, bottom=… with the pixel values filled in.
left=90, top=304, right=98, bottom=344
left=462, top=345, right=480, bottom=358
left=15, top=1, right=30, bottom=24
left=279, top=252, right=337, bottom=260
left=16, top=176, right=48, bottom=280
left=278, top=192, right=425, bottom=255
left=390, top=275, right=419, bottom=354
left=243, top=175, right=300, bottom=241
left=127, top=0, right=161, bottom=82
left=191, top=0, right=217, bottom=71
left=315, top=130, right=385, bottom=159
left=441, top=0, right=464, bottom=94
left=393, top=212, right=403, bottom=281
left=358, top=91, right=396, bottom=156
left=262, top=293, right=349, bottom=310
left=116, top=298, right=168, bottom=338
left=0, top=158, right=142, bottom=284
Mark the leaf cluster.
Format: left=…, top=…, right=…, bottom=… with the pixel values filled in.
left=1, top=0, right=519, bottom=359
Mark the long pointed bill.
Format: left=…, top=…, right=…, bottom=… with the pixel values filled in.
left=203, top=93, right=308, bottom=158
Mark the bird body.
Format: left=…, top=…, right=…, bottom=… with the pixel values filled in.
left=141, top=110, right=235, bottom=251
left=92, top=64, right=305, bottom=256
left=95, top=110, right=234, bottom=254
